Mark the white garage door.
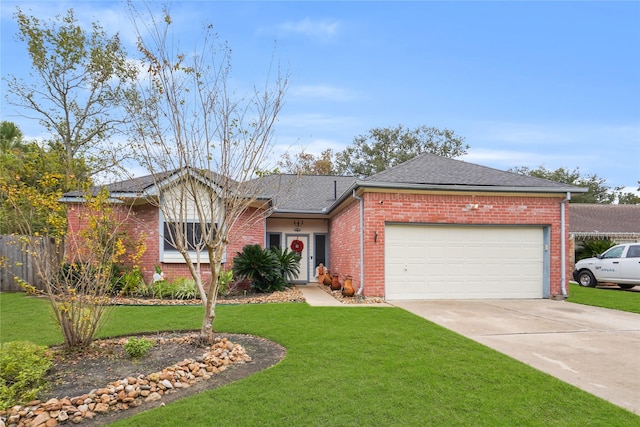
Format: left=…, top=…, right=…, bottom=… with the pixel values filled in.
left=385, top=225, right=544, bottom=299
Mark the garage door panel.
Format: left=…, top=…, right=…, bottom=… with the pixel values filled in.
left=385, top=225, right=544, bottom=300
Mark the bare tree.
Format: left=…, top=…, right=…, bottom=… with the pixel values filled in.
left=127, top=4, right=287, bottom=343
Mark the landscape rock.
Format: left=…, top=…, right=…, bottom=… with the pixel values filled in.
left=0, top=337, right=252, bottom=427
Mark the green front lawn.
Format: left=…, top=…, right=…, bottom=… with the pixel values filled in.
left=1, top=292, right=637, bottom=426
left=568, top=282, right=640, bottom=314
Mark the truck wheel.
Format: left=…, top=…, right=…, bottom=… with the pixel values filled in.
left=578, top=270, right=597, bottom=287
left=618, top=284, right=635, bottom=290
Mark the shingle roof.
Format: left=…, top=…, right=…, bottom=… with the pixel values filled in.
left=63, top=169, right=230, bottom=197
left=104, top=174, right=160, bottom=193
left=62, top=153, right=585, bottom=212
left=365, top=153, right=577, bottom=190
left=570, top=204, right=640, bottom=235
left=253, top=174, right=357, bottom=212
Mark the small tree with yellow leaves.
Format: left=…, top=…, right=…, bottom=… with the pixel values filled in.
left=3, top=173, right=140, bottom=348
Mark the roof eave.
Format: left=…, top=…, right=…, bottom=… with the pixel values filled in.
left=325, top=181, right=587, bottom=214
left=358, top=181, right=587, bottom=193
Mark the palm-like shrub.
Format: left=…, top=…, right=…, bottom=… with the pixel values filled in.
left=233, top=245, right=301, bottom=292
left=576, top=239, right=616, bottom=261
left=271, top=246, right=301, bottom=283
left=233, top=245, right=282, bottom=292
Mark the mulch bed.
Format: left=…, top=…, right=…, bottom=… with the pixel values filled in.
left=3, top=289, right=302, bottom=426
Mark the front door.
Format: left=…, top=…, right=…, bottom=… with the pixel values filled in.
left=286, top=234, right=309, bottom=283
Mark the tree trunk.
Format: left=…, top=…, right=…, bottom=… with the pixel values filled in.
left=199, top=252, right=221, bottom=343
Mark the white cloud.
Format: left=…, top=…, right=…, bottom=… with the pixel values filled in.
left=278, top=18, right=339, bottom=40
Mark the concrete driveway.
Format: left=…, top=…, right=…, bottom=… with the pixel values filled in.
left=389, top=299, right=640, bottom=415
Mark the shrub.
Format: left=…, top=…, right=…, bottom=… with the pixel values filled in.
left=233, top=244, right=300, bottom=293
left=123, top=337, right=153, bottom=358
left=148, top=280, right=171, bottom=299
left=270, top=246, right=301, bottom=284
left=233, top=244, right=281, bottom=292
left=576, top=239, right=616, bottom=261
left=110, top=266, right=145, bottom=296
left=57, top=262, right=96, bottom=291
left=0, top=341, right=53, bottom=410
left=173, top=277, right=199, bottom=300
left=217, top=269, right=234, bottom=296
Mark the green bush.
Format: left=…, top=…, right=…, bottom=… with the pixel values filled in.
left=217, top=269, right=234, bottom=295
left=0, top=341, right=53, bottom=410
left=123, top=337, right=153, bottom=358
left=148, top=280, right=175, bottom=299
left=173, top=277, right=199, bottom=300
left=271, top=246, right=301, bottom=284
left=576, top=239, right=616, bottom=261
left=110, top=267, right=146, bottom=296
left=233, top=244, right=300, bottom=293
left=145, top=277, right=200, bottom=300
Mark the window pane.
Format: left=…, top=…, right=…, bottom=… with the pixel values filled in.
left=163, top=222, right=214, bottom=251
left=268, top=233, right=281, bottom=249
left=627, top=245, right=640, bottom=258
left=603, top=246, right=624, bottom=259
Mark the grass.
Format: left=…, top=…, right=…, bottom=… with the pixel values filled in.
left=567, top=282, right=640, bottom=314
left=1, top=292, right=638, bottom=426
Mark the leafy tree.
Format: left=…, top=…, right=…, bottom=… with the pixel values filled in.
left=277, top=148, right=336, bottom=175
left=0, top=122, right=82, bottom=234
left=510, top=166, right=615, bottom=204
left=127, top=3, right=287, bottom=343
left=615, top=180, right=640, bottom=204
left=2, top=4, right=143, bottom=348
left=0, top=144, right=64, bottom=234
left=334, top=125, right=468, bottom=177
left=0, top=121, right=24, bottom=154
left=3, top=177, right=140, bottom=348
left=4, top=8, right=139, bottom=181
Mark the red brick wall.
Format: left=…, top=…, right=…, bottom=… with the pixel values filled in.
left=65, top=203, right=265, bottom=284
left=328, top=199, right=362, bottom=292
left=226, top=207, right=266, bottom=263
left=65, top=202, right=132, bottom=262
left=127, top=204, right=160, bottom=280
left=331, top=191, right=569, bottom=298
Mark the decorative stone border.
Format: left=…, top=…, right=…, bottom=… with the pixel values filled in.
left=1, top=337, right=251, bottom=427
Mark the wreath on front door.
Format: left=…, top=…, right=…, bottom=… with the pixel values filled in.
left=290, top=239, right=304, bottom=253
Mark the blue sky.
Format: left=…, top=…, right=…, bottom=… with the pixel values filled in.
left=1, top=1, right=639, bottom=192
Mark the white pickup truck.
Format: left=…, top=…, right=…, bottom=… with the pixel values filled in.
left=573, top=243, right=640, bottom=289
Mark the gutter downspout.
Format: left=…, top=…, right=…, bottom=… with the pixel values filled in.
left=560, top=192, right=571, bottom=297
left=352, top=189, right=365, bottom=296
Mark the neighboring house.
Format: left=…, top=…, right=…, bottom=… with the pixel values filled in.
left=569, top=203, right=640, bottom=265
left=62, top=153, right=585, bottom=300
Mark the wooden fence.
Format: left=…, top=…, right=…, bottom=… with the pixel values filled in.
left=0, top=235, right=61, bottom=292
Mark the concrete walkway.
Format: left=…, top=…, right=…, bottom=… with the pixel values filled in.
left=390, top=299, right=640, bottom=415
left=296, top=284, right=390, bottom=307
